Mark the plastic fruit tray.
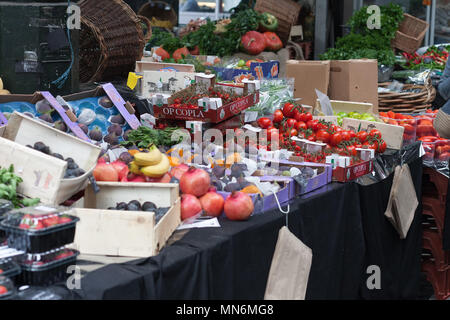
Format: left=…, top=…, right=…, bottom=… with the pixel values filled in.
left=379, top=115, right=417, bottom=146
left=66, top=96, right=131, bottom=144
left=0, top=276, right=15, bottom=300
left=0, top=258, right=21, bottom=279
left=0, top=205, right=79, bottom=253
left=15, top=248, right=79, bottom=286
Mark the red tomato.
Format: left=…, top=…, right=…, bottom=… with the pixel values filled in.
left=307, top=120, right=319, bottom=131
left=378, top=140, right=387, bottom=153
left=293, top=109, right=302, bottom=122
left=400, top=123, right=415, bottom=135
left=285, top=128, right=298, bottom=137
left=267, top=128, right=279, bottom=141
left=354, top=143, right=363, bottom=149
left=304, top=112, right=313, bottom=122
left=387, top=111, right=396, bottom=119
left=316, top=130, right=330, bottom=143
left=369, top=129, right=382, bottom=139
left=346, top=145, right=357, bottom=156
left=348, top=130, right=356, bottom=139
left=341, top=131, right=351, bottom=141
left=286, top=118, right=297, bottom=129
left=273, top=110, right=284, bottom=123
left=307, top=135, right=316, bottom=142
left=282, top=103, right=296, bottom=118
left=294, top=121, right=307, bottom=131
left=316, top=122, right=328, bottom=131
left=257, top=117, right=272, bottom=129
left=330, top=132, right=342, bottom=146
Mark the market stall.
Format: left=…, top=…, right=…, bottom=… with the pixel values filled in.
left=0, top=0, right=449, bottom=302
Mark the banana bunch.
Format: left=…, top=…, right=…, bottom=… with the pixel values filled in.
left=129, top=146, right=170, bottom=178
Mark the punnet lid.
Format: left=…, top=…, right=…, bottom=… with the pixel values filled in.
left=18, top=247, right=79, bottom=272
left=0, top=205, right=78, bottom=234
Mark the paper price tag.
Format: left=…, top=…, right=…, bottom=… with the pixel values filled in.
left=242, top=124, right=261, bottom=132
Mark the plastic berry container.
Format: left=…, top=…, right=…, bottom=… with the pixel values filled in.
left=0, top=205, right=79, bottom=253
left=15, top=248, right=79, bottom=286
left=422, top=141, right=436, bottom=166
left=379, top=115, right=417, bottom=146
left=0, top=258, right=21, bottom=279
left=434, top=139, right=450, bottom=165
left=0, top=276, right=16, bottom=300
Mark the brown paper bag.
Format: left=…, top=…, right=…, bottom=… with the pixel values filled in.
left=384, top=164, right=418, bottom=239
left=384, top=165, right=402, bottom=235
left=264, top=226, right=312, bottom=300
left=391, top=164, right=418, bottom=239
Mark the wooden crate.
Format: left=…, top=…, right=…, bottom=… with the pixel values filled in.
left=314, top=99, right=374, bottom=116
left=342, top=117, right=405, bottom=150
left=0, top=112, right=101, bottom=204
left=71, top=182, right=181, bottom=258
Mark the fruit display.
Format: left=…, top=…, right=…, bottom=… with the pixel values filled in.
left=334, top=111, right=379, bottom=126
left=27, top=142, right=85, bottom=179
left=0, top=165, right=40, bottom=208
left=0, top=276, right=15, bottom=300
left=107, top=200, right=170, bottom=224
left=15, top=248, right=79, bottom=286
left=0, top=206, right=79, bottom=253
left=379, top=111, right=417, bottom=145
left=256, top=102, right=387, bottom=163
left=65, top=95, right=132, bottom=146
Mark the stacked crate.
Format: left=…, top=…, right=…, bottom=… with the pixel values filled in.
left=421, top=168, right=450, bottom=300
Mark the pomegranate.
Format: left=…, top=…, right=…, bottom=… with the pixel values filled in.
left=170, top=163, right=189, bottom=180
left=224, top=191, right=254, bottom=221
left=93, top=163, right=119, bottom=182
left=179, top=167, right=211, bottom=197
left=181, top=194, right=202, bottom=220
left=154, top=47, right=170, bottom=60
left=128, top=174, right=146, bottom=183
left=118, top=166, right=129, bottom=182
left=240, top=31, right=266, bottom=55
left=111, top=160, right=128, bottom=174
left=199, top=187, right=225, bottom=217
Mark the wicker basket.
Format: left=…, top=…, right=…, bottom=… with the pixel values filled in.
left=378, top=80, right=436, bottom=114
left=79, top=0, right=146, bottom=83
left=392, top=13, right=429, bottom=54
left=254, top=0, right=302, bottom=45
left=138, top=1, right=177, bottom=29
left=138, top=15, right=153, bottom=43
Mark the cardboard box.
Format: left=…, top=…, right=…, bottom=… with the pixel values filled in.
left=0, top=112, right=101, bottom=205
left=328, top=59, right=379, bottom=112
left=153, top=75, right=260, bottom=123
left=71, top=182, right=181, bottom=258
left=286, top=60, right=330, bottom=107
left=332, top=159, right=373, bottom=182
left=135, top=61, right=197, bottom=98
left=342, top=118, right=405, bottom=150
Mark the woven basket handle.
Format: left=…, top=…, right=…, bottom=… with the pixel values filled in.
left=138, top=15, right=152, bottom=43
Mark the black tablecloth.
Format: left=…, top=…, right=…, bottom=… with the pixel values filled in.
left=49, top=156, right=423, bottom=300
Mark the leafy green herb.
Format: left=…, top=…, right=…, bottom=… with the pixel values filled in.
left=121, top=127, right=184, bottom=149
left=320, top=3, right=404, bottom=66
left=0, top=164, right=39, bottom=208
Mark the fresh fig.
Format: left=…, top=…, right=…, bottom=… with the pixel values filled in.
left=89, top=127, right=103, bottom=142
left=224, top=182, right=241, bottom=192
left=99, top=96, right=113, bottom=108
left=36, top=100, right=53, bottom=114
left=212, top=166, right=226, bottom=178
left=127, top=200, right=141, bottom=211
left=54, top=120, right=67, bottom=132
left=33, top=142, right=50, bottom=154
left=119, top=152, right=133, bottom=164
left=111, top=114, right=125, bottom=125
left=116, top=202, right=129, bottom=211
left=78, top=123, right=89, bottom=134
left=142, top=201, right=157, bottom=212
left=108, top=123, right=123, bottom=136
left=104, top=133, right=119, bottom=145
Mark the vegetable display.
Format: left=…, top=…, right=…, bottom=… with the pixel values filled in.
left=0, top=165, right=39, bottom=208
left=320, top=3, right=404, bottom=66
left=401, top=45, right=450, bottom=71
